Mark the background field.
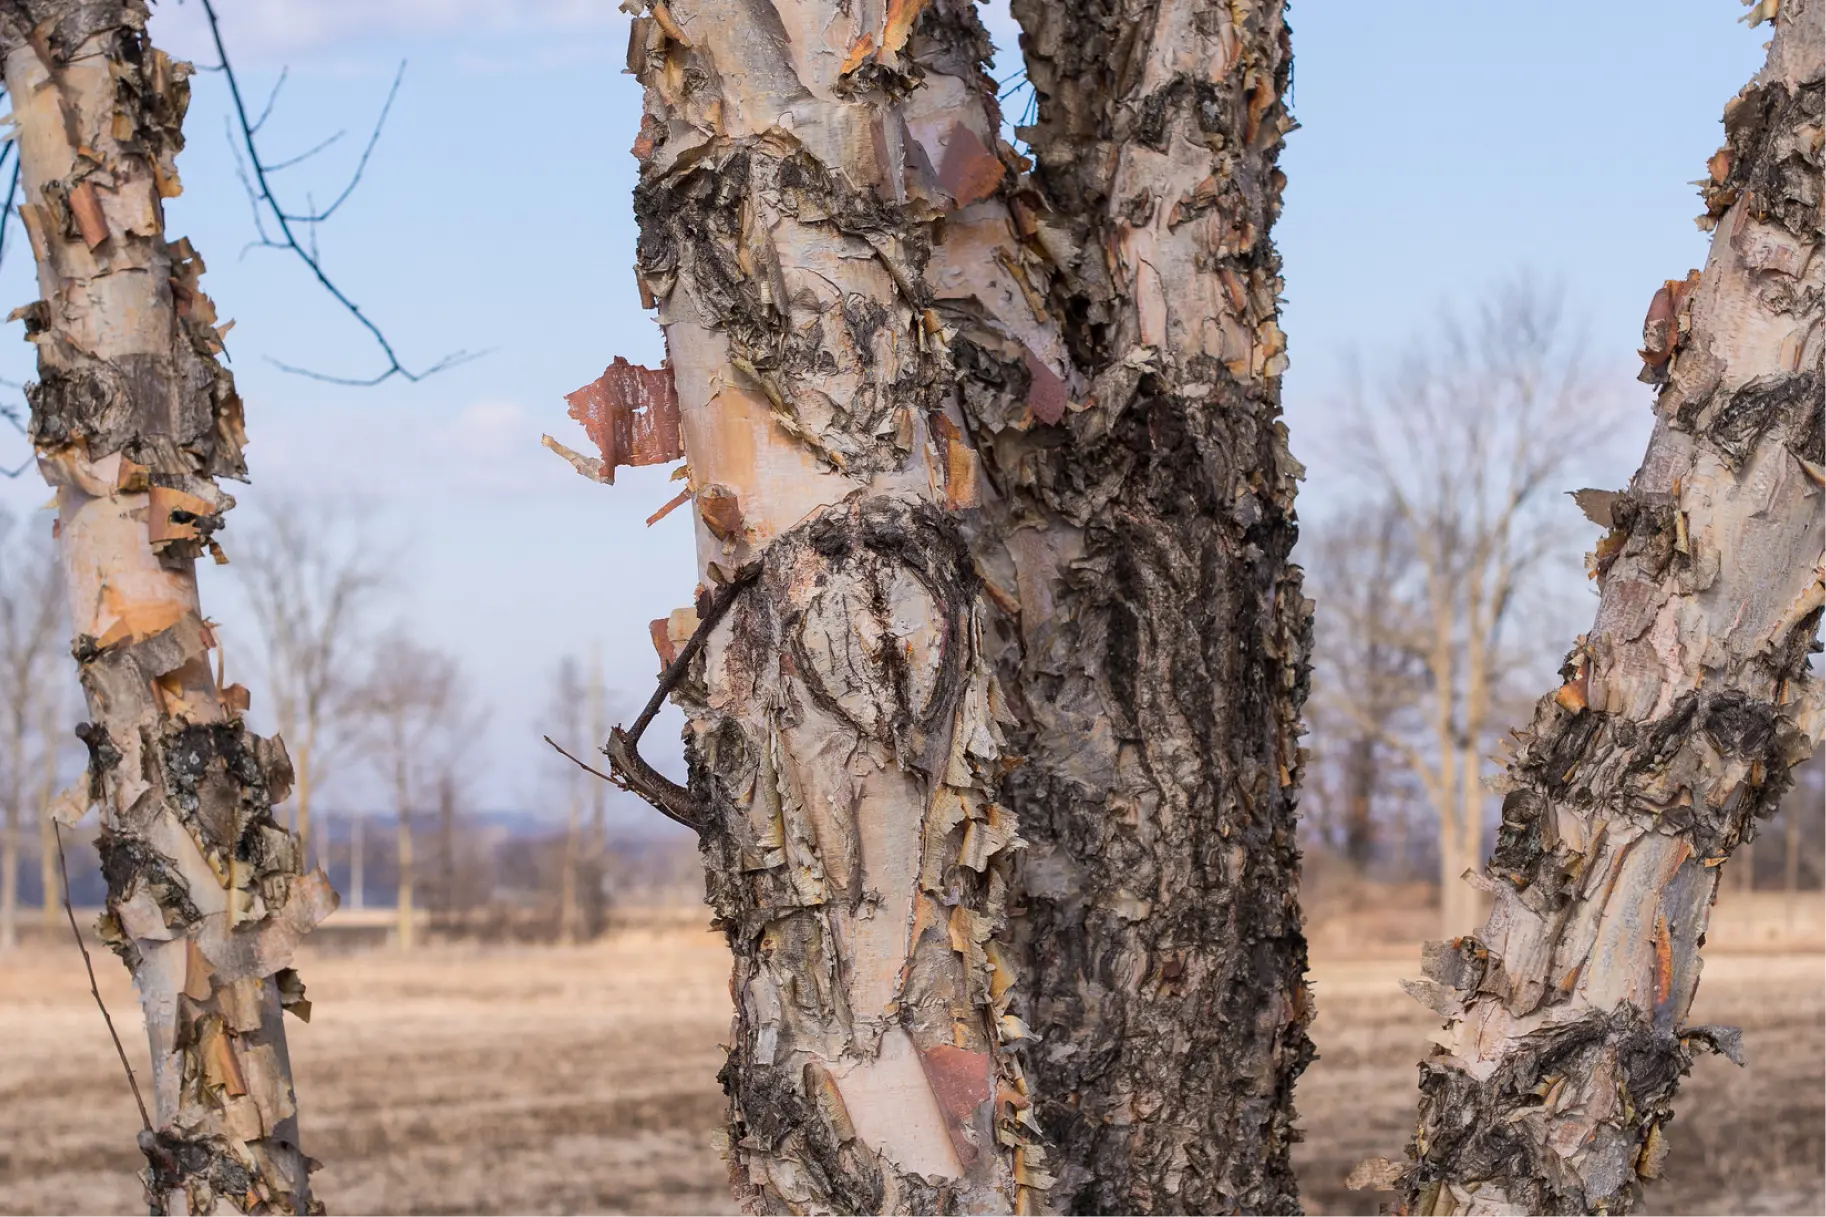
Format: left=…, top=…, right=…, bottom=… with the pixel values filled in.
left=2, top=893, right=1820, bottom=1216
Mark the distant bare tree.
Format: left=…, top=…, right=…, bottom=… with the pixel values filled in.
left=238, top=499, right=388, bottom=867
left=1338, top=279, right=1610, bottom=936
left=544, top=656, right=589, bottom=944
left=0, top=514, right=63, bottom=951
left=1306, top=499, right=1425, bottom=871
left=35, top=674, right=71, bottom=930
left=358, top=633, right=477, bottom=950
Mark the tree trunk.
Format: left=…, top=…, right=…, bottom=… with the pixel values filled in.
left=2, top=711, right=21, bottom=951
left=39, top=691, right=60, bottom=929
left=1400, top=5, right=1824, bottom=1212
left=1344, top=735, right=1378, bottom=869
left=293, top=736, right=314, bottom=871
left=558, top=782, right=582, bottom=945
left=350, top=812, right=365, bottom=911
left=394, top=763, right=414, bottom=952
left=1784, top=797, right=1800, bottom=892
left=0, top=2, right=330, bottom=1210
left=437, top=773, right=455, bottom=922
left=620, top=1, right=1308, bottom=1211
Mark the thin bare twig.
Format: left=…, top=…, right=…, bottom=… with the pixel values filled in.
left=249, top=67, right=288, bottom=135
left=199, top=0, right=474, bottom=386
left=55, top=821, right=152, bottom=1133
left=544, top=734, right=625, bottom=791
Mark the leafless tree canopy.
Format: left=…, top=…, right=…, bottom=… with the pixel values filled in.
left=235, top=499, right=389, bottom=864
left=357, top=631, right=481, bottom=951
left=1306, top=279, right=1622, bottom=934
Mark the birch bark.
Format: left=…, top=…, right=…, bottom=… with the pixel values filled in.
left=0, top=2, right=329, bottom=1211
left=1399, top=4, right=1824, bottom=1212
left=614, top=1, right=1309, bottom=1212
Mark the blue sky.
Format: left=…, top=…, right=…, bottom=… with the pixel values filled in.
left=0, top=1, right=1769, bottom=823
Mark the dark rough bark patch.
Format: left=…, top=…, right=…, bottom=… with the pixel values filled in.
left=1408, top=1004, right=1710, bottom=1216
left=1702, top=77, right=1826, bottom=235
left=978, top=4, right=1312, bottom=1211
left=632, top=143, right=943, bottom=475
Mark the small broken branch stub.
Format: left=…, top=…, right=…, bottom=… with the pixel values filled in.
left=600, top=561, right=762, bottom=834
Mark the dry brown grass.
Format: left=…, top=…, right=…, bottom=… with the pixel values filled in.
left=1, top=909, right=1819, bottom=1215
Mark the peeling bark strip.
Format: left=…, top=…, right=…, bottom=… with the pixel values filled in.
left=614, top=0, right=1309, bottom=1211
left=1, top=3, right=329, bottom=1212
left=1400, top=5, right=1823, bottom=1214
left=565, top=356, right=685, bottom=482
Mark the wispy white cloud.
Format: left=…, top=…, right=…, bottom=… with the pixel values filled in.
left=153, top=0, right=624, bottom=63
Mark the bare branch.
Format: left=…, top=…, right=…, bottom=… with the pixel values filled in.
left=199, top=1, right=470, bottom=386
left=249, top=66, right=288, bottom=135
left=264, top=127, right=346, bottom=175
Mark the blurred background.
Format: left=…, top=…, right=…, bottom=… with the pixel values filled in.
left=0, top=2, right=1819, bottom=1214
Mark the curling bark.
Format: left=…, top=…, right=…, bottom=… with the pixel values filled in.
left=1, top=2, right=330, bottom=1211
left=602, top=1, right=1309, bottom=1212
left=1398, top=4, right=1824, bottom=1213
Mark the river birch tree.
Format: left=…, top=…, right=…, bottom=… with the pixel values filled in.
left=1397, top=3, right=1824, bottom=1212
left=560, top=1, right=1311, bottom=1211
left=0, top=2, right=328, bottom=1209
left=1338, top=284, right=1603, bottom=939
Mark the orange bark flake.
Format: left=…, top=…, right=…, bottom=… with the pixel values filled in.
left=649, top=1, right=694, bottom=48
left=565, top=357, right=684, bottom=485
left=1638, top=269, right=1702, bottom=373
left=696, top=483, right=746, bottom=540
left=882, top=0, right=930, bottom=56
left=631, top=113, right=666, bottom=163
left=147, top=484, right=215, bottom=547
left=840, top=33, right=877, bottom=75
left=917, top=1043, right=992, bottom=1167
left=646, top=487, right=692, bottom=527
left=68, top=179, right=109, bottom=249
left=1024, top=349, right=1069, bottom=425
left=649, top=618, right=678, bottom=667
left=199, top=1022, right=248, bottom=1097
left=937, top=123, right=1005, bottom=208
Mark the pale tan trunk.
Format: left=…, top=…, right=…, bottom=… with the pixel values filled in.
left=1784, top=799, right=1800, bottom=891
left=1, top=3, right=330, bottom=1211
left=1430, top=576, right=1467, bottom=936
left=1, top=711, right=20, bottom=951
left=1401, top=5, right=1824, bottom=1212
left=293, top=736, right=314, bottom=868
left=394, top=762, right=413, bottom=952
left=350, top=813, right=365, bottom=911
left=38, top=699, right=58, bottom=929
left=558, top=783, right=582, bottom=944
